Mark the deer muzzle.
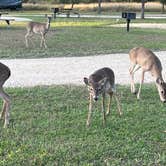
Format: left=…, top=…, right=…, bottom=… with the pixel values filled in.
left=93, top=96, right=99, bottom=102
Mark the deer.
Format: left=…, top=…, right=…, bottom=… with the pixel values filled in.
left=25, top=16, right=52, bottom=48
left=0, top=62, right=11, bottom=128
left=129, top=47, right=166, bottom=102
left=83, top=67, right=122, bottom=127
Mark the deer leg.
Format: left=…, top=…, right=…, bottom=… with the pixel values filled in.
left=43, top=36, right=47, bottom=48
left=86, top=94, right=93, bottom=127
left=25, top=32, right=34, bottom=47
left=0, top=89, right=10, bottom=128
left=0, top=100, right=7, bottom=119
left=25, top=32, right=30, bottom=48
left=113, top=93, right=122, bottom=116
left=28, top=33, right=35, bottom=47
left=40, top=34, right=47, bottom=48
left=137, top=71, right=145, bottom=99
left=101, top=93, right=106, bottom=126
left=4, top=100, right=10, bottom=128
left=40, top=35, right=43, bottom=48
left=129, top=64, right=136, bottom=74
left=130, top=64, right=141, bottom=94
left=106, top=92, right=113, bottom=115
left=129, top=64, right=136, bottom=93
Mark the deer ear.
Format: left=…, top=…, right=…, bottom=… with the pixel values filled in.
left=83, top=77, right=89, bottom=85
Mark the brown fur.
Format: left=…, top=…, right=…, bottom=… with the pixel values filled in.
left=129, top=47, right=166, bottom=102
left=25, top=17, right=51, bottom=48
left=0, top=62, right=11, bottom=128
left=84, top=67, right=122, bottom=127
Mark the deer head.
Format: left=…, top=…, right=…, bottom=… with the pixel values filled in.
left=156, top=77, right=166, bottom=102
left=84, top=77, right=107, bottom=101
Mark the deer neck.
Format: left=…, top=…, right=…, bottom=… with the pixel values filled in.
left=151, top=65, right=163, bottom=81
left=45, top=20, right=50, bottom=30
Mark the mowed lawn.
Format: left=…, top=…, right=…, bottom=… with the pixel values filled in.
left=0, top=85, right=166, bottom=165
left=1, top=17, right=166, bottom=58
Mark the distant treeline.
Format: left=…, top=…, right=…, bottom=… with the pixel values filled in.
left=23, top=0, right=156, bottom=4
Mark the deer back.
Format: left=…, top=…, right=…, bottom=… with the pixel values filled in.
left=89, top=67, right=115, bottom=93
left=0, top=62, right=10, bottom=84
left=129, top=47, right=162, bottom=76
left=27, top=22, right=48, bottom=34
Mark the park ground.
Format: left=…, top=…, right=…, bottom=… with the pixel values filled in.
left=0, top=8, right=166, bottom=165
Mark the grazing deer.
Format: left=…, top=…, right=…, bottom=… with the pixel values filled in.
left=25, top=16, right=52, bottom=48
left=129, top=47, right=166, bottom=102
left=0, top=62, right=11, bottom=128
left=84, top=67, right=122, bottom=127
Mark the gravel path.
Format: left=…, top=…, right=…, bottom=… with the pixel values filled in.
left=2, top=51, right=166, bottom=88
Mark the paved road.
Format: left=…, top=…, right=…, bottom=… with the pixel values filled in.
left=2, top=51, right=166, bottom=88
left=12, top=13, right=166, bottom=19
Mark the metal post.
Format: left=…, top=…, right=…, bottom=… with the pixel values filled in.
left=141, top=0, right=145, bottom=19
left=127, top=19, right=130, bottom=32
left=53, top=12, right=56, bottom=19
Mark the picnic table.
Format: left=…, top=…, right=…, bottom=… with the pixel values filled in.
left=51, top=7, right=80, bottom=18
left=0, top=12, right=14, bottom=25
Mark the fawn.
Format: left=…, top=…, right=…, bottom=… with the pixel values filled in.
left=84, top=67, right=122, bottom=127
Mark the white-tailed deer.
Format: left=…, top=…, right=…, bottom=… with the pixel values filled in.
left=129, top=47, right=166, bottom=102
left=84, top=67, right=122, bottom=127
left=0, top=62, right=11, bottom=128
left=25, top=16, right=52, bottom=48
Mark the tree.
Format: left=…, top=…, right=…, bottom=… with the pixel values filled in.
left=160, top=0, right=166, bottom=13
left=98, top=0, right=102, bottom=14
left=141, top=0, right=146, bottom=19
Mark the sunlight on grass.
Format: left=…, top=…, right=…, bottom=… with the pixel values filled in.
left=51, top=20, right=111, bottom=27
left=0, top=18, right=114, bottom=28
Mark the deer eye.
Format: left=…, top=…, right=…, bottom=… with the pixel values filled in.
left=98, top=87, right=102, bottom=91
left=161, top=91, right=164, bottom=94
left=89, top=87, right=93, bottom=91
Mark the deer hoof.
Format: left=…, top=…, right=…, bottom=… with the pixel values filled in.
left=137, top=95, right=140, bottom=100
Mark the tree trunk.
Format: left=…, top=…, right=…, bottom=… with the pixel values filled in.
left=98, top=0, right=102, bottom=14
left=141, top=0, right=145, bottom=19
left=162, top=3, right=165, bottom=13
left=71, top=3, right=74, bottom=9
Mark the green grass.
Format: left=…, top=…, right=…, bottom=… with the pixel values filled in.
left=0, top=85, right=166, bottom=165
left=1, top=16, right=166, bottom=59
left=1, top=11, right=166, bottom=59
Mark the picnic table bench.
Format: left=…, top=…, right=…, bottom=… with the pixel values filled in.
left=0, top=12, right=14, bottom=25
left=51, top=7, right=80, bottom=18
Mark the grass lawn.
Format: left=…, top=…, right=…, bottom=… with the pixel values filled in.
left=1, top=16, right=166, bottom=58
left=0, top=85, right=166, bottom=165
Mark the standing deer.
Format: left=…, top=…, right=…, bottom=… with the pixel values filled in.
left=25, top=16, right=52, bottom=48
left=0, top=62, right=11, bottom=128
left=84, top=67, right=122, bottom=127
left=129, top=47, right=166, bottom=102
